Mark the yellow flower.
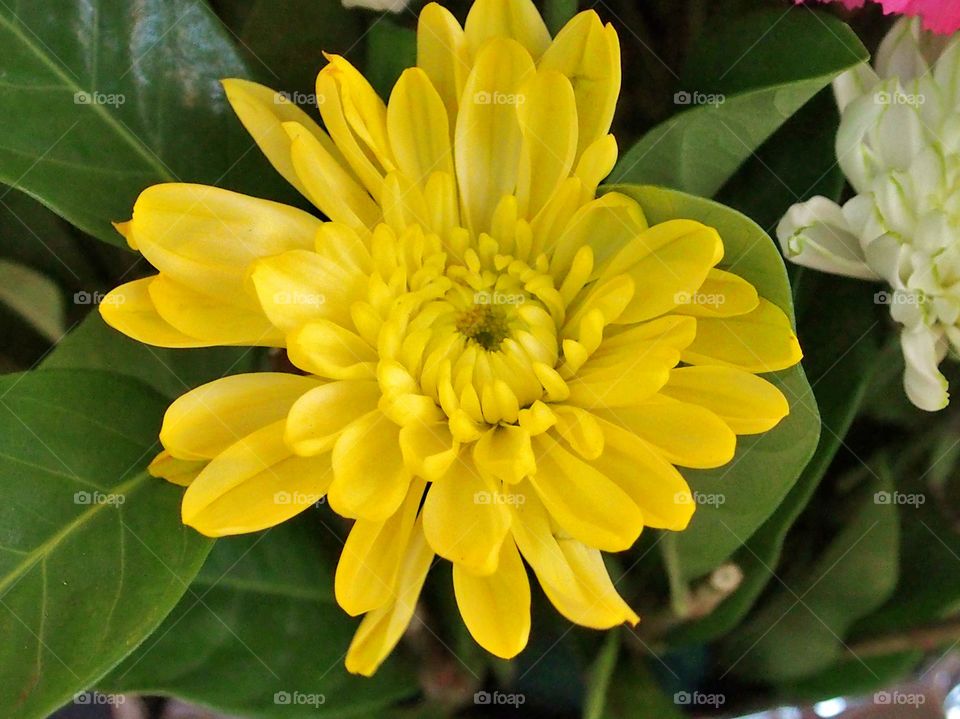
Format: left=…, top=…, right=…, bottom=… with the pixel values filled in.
left=100, top=0, right=801, bottom=676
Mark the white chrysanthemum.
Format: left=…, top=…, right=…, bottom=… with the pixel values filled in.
left=778, top=18, right=960, bottom=411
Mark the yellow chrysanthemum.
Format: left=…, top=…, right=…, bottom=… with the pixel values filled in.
left=100, top=0, right=802, bottom=675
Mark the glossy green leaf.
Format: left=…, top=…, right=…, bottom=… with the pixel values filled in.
left=42, top=311, right=259, bottom=399
left=0, top=0, right=286, bottom=246
left=667, top=272, right=885, bottom=645
left=722, top=461, right=899, bottom=682
left=0, top=259, right=64, bottom=342
left=716, top=88, right=845, bottom=232
left=233, top=0, right=363, bottom=102
left=0, top=189, right=102, bottom=291
left=100, top=517, right=418, bottom=717
left=610, top=10, right=867, bottom=197
left=0, top=370, right=212, bottom=718
left=605, top=184, right=820, bottom=580
left=366, top=18, right=418, bottom=101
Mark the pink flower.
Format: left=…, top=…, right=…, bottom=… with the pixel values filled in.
left=799, top=0, right=960, bottom=34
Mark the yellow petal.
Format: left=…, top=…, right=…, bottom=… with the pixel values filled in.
left=539, top=11, right=621, bottom=159
left=336, top=479, right=426, bottom=616
left=455, top=38, right=535, bottom=235
left=472, top=425, right=536, bottom=483
left=594, top=397, right=736, bottom=469
left=453, top=539, right=530, bottom=658
left=161, top=373, right=320, bottom=461
left=529, top=434, right=642, bottom=551
left=511, top=488, right=639, bottom=628
left=127, top=183, right=321, bottom=301
left=661, top=366, right=789, bottom=435
left=316, top=55, right=394, bottom=199
left=387, top=68, right=453, bottom=185
left=566, top=344, right=678, bottom=408
left=381, top=172, right=431, bottom=234
left=574, top=134, right=618, bottom=201
left=588, top=414, right=695, bottom=530
left=148, top=450, right=205, bottom=487
left=551, top=405, right=603, bottom=460
left=249, top=245, right=367, bottom=331
left=422, top=456, right=511, bottom=575
left=681, top=299, right=803, bottom=373
left=149, top=274, right=284, bottom=347
left=345, top=520, right=434, bottom=676
left=416, top=3, right=470, bottom=120
left=285, top=380, right=381, bottom=456
left=550, top=192, right=647, bottom=283
left=182, top=421, right=332, bottom=537
left=673, top=268, right=759, bottom=319
left=329, top=411, right=410, bottom=521
left=516, top=70, right=578, bottom=218
left=464, top=0, right=551, bottom=60
left=99, top=278, right=211, bottom=348
left=286, top=320, right=377, bottom=379
left=398, top=420, right=459, bottom=481
left=221, top=78, right=347, bottom=201
left=284, top=121, right=382, bottom=230
left=603, top=220, right=724, bottom=325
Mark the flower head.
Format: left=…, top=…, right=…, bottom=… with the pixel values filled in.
left=102, top=0, right=801, bottom=675
left=778, top=18, right=960, bottom=410
left=799, top=0, right=960, bottom=35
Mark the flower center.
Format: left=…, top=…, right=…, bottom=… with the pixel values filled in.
left=456, top=305, right=510, bottom=351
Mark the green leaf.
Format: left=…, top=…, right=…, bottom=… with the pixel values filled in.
left=583, top=632, right=619, bottom=719
left=722, top=459, right=900, bottom=682
left=234, top=0, right=363, bottom=102
left=42, top=311, right=259, bottom=400
left=667, top=272, right=884, bottom=645
left=600, top=656, right=686, bottom=719
left=0, top=259, right=64, bottom=342
left=716, top=88, right=845, bottom=232
left=605, top=184, right=820, bottom=580
left=366, top=17, right=418, bottom=100
left=100, top=517, right=418, bottom=717
left=544, top=0, right=578, bottom=35
left=854, top=432, right=960, bottom=633
left=610, top=9, right=867, bottom=197
left=0, top=189, right=102, bottom=290
left=0, top=0, right=284, bottom=246
left=0, top=369, right=212, bottom=718
left=781, top=651, right=922, bottom=703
